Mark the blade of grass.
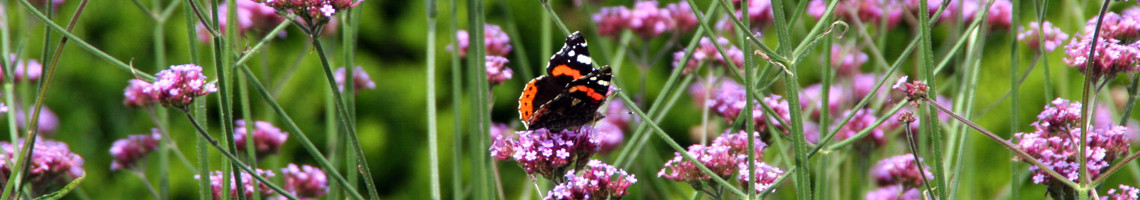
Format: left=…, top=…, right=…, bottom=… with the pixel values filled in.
left=448, top=0, right=464, bottom=199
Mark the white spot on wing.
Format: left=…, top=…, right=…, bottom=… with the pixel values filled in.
left=598, top=80, right=610, bottom=86
left=569, top=50, right=576, bottom=56
left=577, top=55, right=593, bottom=65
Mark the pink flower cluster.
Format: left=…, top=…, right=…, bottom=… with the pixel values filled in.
left=485, top=56, right=513, bottom=86
left=124, top=79, right=157, bottom=108
left=864, top=184, right=922, bottom=200
left=455, top=24, right=512, bottom=58
left=280, top=164, right=329, bottom=199
left=143, top=64, right=219, bottom=109
left=807, top=0, right=1013, bottom=29
left=15, top=106, right=60, bottom=135
left=1105, top=184, right=1140, bottom=200
left=597, top=102, right=633, bottom=153
left=865, top=154, right=932, bottom=200
left=892, top=76, right=928, bottom=102
left=545, top=160, right=637, bottom=200
left=109, top=129, right=162, bottom=171
left=5, top=54, right=43, bottom=83
left=1064, top=11, right=1140, bottom=80
left=251, top=0, right=359, bottom=24
left=334, top=66, right=377, bottom=93
left=716, top=0, right=774, bottom=32
left=659, top=131, right=783, bottom=194
left=1018, top=21, right=1069, bottom=52
left=195, top=0, right=285, bottom=42
left=0, top=138, right=84, bottom=192
left=672, top=37, right=746, bottom=74
left=808, top=0, right=903, bottom=29
left=833, top=109, right=886, bottom=147
left=489, top=127, right=601, bottom=180
left=592, top=1, right=697, bottom=39
left=705, top=80, right=791, bottom=132
left=196, top=169, right=276, bottom=200
left=1012, top=98, right=1131, bottom=185
left=234, top=120, right=289, bottom=157
left=830, top=43, right=869, bottom=77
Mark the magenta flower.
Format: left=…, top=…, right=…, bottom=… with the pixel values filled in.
left=252, top=0, right=358, bottom=26
left=716, top=0, right=773, bottom=32
left=808, top=0, right=903, bottom=29
left=706, top=80, right=792, bottom=131
left=0, top=138, right=84, bottom=194
left=489, top=127, right=601, bottom=180
left=904, top=0, right=955, bottom=24
left=627, top=1, right=676, bottom=39
left=958, top=0, right=1014, bottom=29
left=658, top=144, right=741, bottom=182
left=800, top=83, right=847, bottom=118
left=712, top=130, right=767, bottom=157
left=109, top=129, right=162, bottom=171
left=1064, top=11, right=1140, bottom=80
left=1018, top=21, right=1069, bottom=52
left=196, top=169, right=276, bottom=200
left=489, top=123, right=513, bottom=139
left=666, top=2, right=698, bottom=33
left=454, top=24, right=513, bottom=57
left=872, top=154, right=933, bottom=187
left=144, top=64, right=218, bottom=109
left=830, top=43, right=869, bottom=77
left=485, top=56, right=513, bottom=86
left=892, top=76, right=928, bottom=102
left=1104, top=185, right=1140, bottom=200
left=234, top=119, right=289, bottom=157
left=865, top=185, right=922, bottom=200
left=6, top=54, right=43, bottom=83
left=15, top=106, right=60, bottom=135
left=124, top=79, right=157, bottom=108
left=673, top=37, right=745, bottom=74
left=1012, top=98, right=1130, bottom=185
left=832, top=109, right=886, bottom=147
left=334, top=66, right=377, bottom=93
left=545, top=160, right=637, bottom=200
left=595, top=121, right=625, bottom=154
left=592, top=6, right=632, bottom=38
left=281, top=164, right=329, bottom=199
left=737, top=161, right=784, bottom=194
left=195, top=0, right=286, bottom=42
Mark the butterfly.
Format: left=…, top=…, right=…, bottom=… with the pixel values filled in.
left=518, top=31, right=614, bottom=131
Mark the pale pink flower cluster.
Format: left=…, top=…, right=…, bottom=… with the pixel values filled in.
left=1064, top=11, right=1140, bottom=80
left=1018, top=21, right=1069, bottom=52
left=592, top=1, right=698, bottom=39
left=545, top=160, right=637, bottom=200
left=672, top=37, right=745, bottom=74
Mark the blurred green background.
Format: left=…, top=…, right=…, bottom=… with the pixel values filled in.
left=3, top=0, right=1140, bottom=199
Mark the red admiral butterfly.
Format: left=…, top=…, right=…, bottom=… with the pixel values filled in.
left=518, top=31, right=613, bottom=130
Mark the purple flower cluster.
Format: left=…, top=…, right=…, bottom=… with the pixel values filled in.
left=5, top=54, right=43, bottom=83
left=196, top=169, right=276, bottom=200
left=485, top=56, right=513, bottom=86
left=716, top=0, right=773, bottom=32
left=830, top=43, right=869, bottom=77
left=808, top=0, right=903, bottom=29
left=672, top=37, right=746, bottom=74
left=1012, top=98, right=1131, bottom=185
left=833, top=109, right=886, bottom=147
left=597, top=102, right=633, bottom=153
left=252, top=0, right=359, bottom=25
left=124, top=79, right=157, bottom=108
left=0, top=138, right=84, bottom=192
left=489, top=127, right=601, bottom=180
left=659, top=131, right=782, bottom=193
left=489, top=123, right=513, bottom=139
left=705, top=80, right=791, bottom=132
left=1104, top=184, right=1140, bottom=200
left=592, top=1, right=697, bottom=39
left=545, top=160, right=637, bottom=200
left=15, top=106, right=60, bottom=135
left=892, top=76, right=928, bottom=103
left=280, top=164, right=329, bottom=199
left=1064, top=11, right=1140, bottom=80
left=961, top=0, right=1013, bottom=29
left=143, top=64, right=219, bottom=109
left=1018, top=21, right=1069, bottom=52
left=234, top=119, right=289, bottom=157
left=865, top=154, right=932, bottom=200
left=196, top=0, right=285, bottom=42
left=334, top=66, right=377, bottom=93
left=455, top=24, right=513, bottom=58
left=109, top=129, right=162, bottom=171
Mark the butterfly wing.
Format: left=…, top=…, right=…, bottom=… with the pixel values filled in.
left=545, top=31, right=595, bottom=85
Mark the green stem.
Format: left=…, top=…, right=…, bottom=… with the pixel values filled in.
left=426, top=0, right=441, bottom=199
left=311, top=36, right=380, bottom=200
left=181, top=110, right=299, bottom=200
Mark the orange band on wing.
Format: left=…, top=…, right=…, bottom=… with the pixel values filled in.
left=569, top=85, right=605, bottom=102
left=518, top=80, right=540, bottom=121
left=551, top=65, right=584, bottom=79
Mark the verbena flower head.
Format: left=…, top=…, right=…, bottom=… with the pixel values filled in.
left=706, top=80, right=791, bottom=131
left=453, top=24, right=513, bottom=57
left=800, top=83, right=847, bottom=118
left=628, top=1, right=676, bottom=39
left=489, top=123, right=513, bottom=139
left=594, top=1, right=695, bottom=39
left=145, top=64, right=218, bottom=109
left=1104, top=184, right=1140, bottom=200
left=712, top=130, right=767, bottom=157
left=334, top=66, right=376, bottom=93
left=658, top=144, right=740, bottom=182
left=830, top=43, right=869, bottom=77
left=1018, top=21, right=1069, bottom=52
left=109, top=129, right=162, bottom=171
left=253, top=0, right=359, bottom=27
left=0, top=138, right=84, bottom=194
left=865, top=184, right=922, bottom=200
left=872, top=154, right=933, bottom=187
left=666, top=2, right=697, bottom=33
left=1012, top=98, right=1131, bottom=185
left=592, top=6, right=632, bottom=38
left=1064, top=11, right=1140, bottom=80
left=959, top=0, right=1014, bottom=29
left=808, top=0, right=903, bottom=29
left=281, top=164, right=329, bottom=199
left=196, top=0, right=285, bottom=42
left=485, top=56, right=513, bottom=86
left=545, top=160, right=637, bottom=200
left=15, top=106, right=60, bottom=135
left=673, top=37, right=745, bottom=74
left=904, top=0, right=955, bottom=25
left=234, top=119, right=289, bottom=157
left=6, top=54, right=43, bottom=83
left=892, top=76, right=928, bottom=103
left=834, top=109, right=886, bottom=147
left=124, top=79, right=157, bottom=108
left=196, top=169, right=276, bottom=200
left=488, top=127, right=601, bottom=180
left=736, top=161, right=784, bottom=194
left=716, top=0, right=773, bottom=33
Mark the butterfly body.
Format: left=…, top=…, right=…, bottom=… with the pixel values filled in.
left=518, top=32, right=613, bottom=131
